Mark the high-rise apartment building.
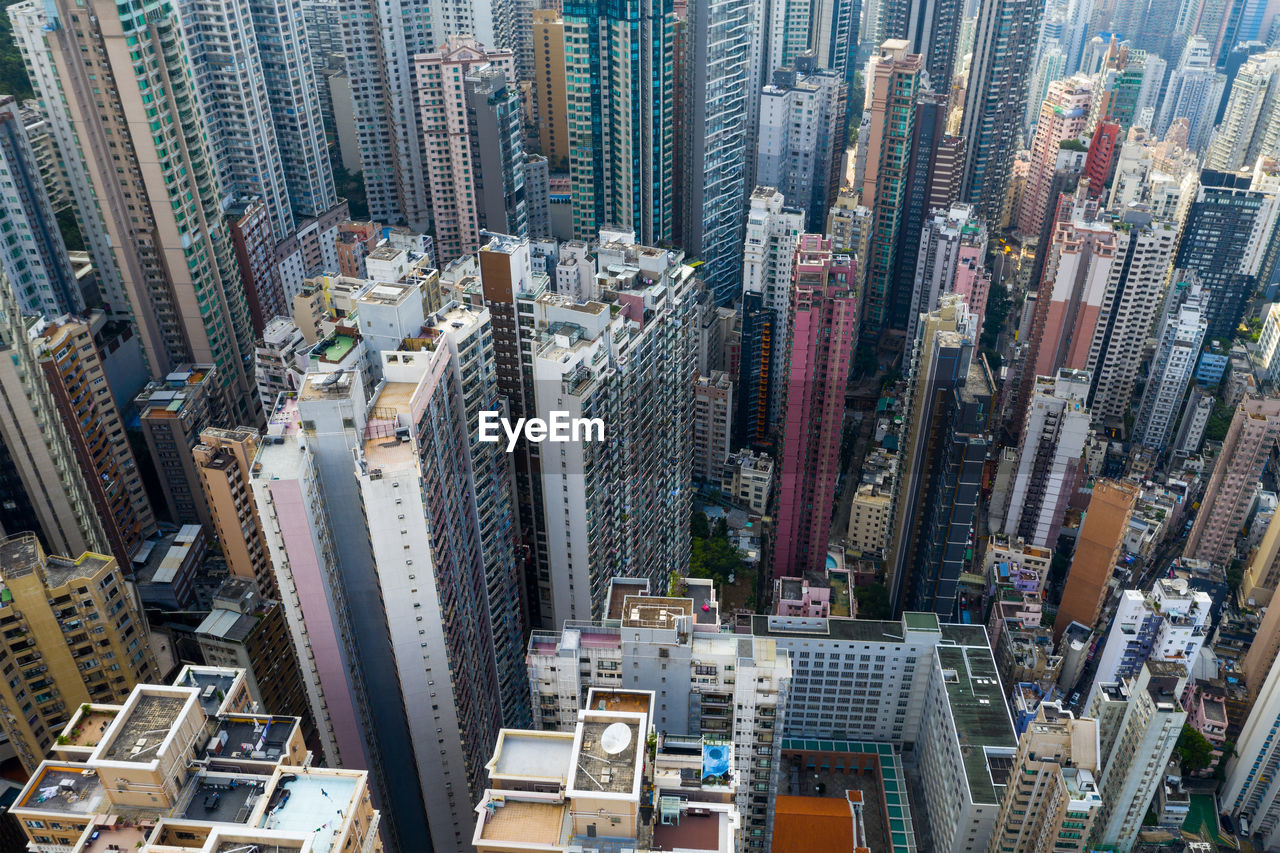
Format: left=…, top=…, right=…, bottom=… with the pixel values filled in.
left=250, top=391, right=369, bottom=773
left=741, top=187, right=804, bottom=438
left=0, top=297, right=107, bottom=557
left=8, top=667, right=383, bottom=853
left=987, top=704, right=1103, bottom=853
left=135, top=366, right=218, bottom=528
left=1206, top=50, right=1280, bottom=172
left=10, top=0, right=260, bottom=424
left=1175, top=164, right=1280, bottom=341
left=680, top=0, right=750, bottom=305
left=1225, top=643, right=1280, bottom=847
left=30, top=316, right=155, bottom=563
left=692, top=372, right=733, bottom=482
left=193, top=427, right=278, bottom=599
left=756, top=59, right=847, bottom=231
left=532, top=10, right=569, bottom=166
left=1157, top=36, right=1226, bottom=153
left=906, top=204, right=989, bottom=344
left=773, top=235, right=858, bottom=578
left=959, top=0, right=1043, bottom=223
left=860, top=41, right=923, bottom=333
left=176, top=0, right=336, bottom=240
left=0, top=96, right=79, bottom=315
left=1085, top=578, right=1210, bottom=711
left=1053, top=479, right=1138, bottom=639
left=0, top=534, right=159, bottom=771
left=564, top=0, right=675, bottom=244
left=1017, top=77, right=1092, bottom=239
left=415, top=40, right=525, bottom=264
left=1002, top=369, right=1091, bottom=550
left=1081, top=208, right=1177, bottom=430
left=529, top=238, right=696, bottom=623
left=1088, top=662, right=1189, bottom=851
left=528, top=580, right=790, bottom=849
left=1134, top=278, right=1208, bottom=450
left=1186, top=395, right=1280, bottom=565
left=886, top=295, right=992, bottom=617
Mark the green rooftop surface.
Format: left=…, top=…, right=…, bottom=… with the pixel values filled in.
left=935, top=645, right=1016, bottom=806
left=1183, top=792, right=1232, bottom=847
left=903, top=612, right=941, bottom=632
left=319, top=334, right=356, bottom=363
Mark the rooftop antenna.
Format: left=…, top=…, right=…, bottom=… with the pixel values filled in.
left=600, top=722, right=632, bottom=755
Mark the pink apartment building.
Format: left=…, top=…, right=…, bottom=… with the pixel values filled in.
left=1186, top=395, right=1280, bottom=565
left=1018, top=76, right=1092, bottom=238
left=774, top=235, right=858, bottom=578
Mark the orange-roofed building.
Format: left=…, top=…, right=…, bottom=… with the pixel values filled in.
left=772, top=792, right=870, bottom=853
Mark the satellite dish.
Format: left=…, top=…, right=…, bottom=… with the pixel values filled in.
left=600, top=722, right=632, bottom=755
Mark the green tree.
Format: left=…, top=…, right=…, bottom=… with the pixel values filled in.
left=0, top=16, right=34, bottom=101
left=333, top=166, right=369, bottom=220
left=853, top=582, right=891, bottom=619
left=1175, top=724, right=1215, bottom=774
left=1203, top=400, right=1235, bottom=443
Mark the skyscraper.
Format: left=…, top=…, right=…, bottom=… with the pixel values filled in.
left=1018, top=76, right=1092, bottom=239
left=756, top=58, right=848, bottom=231
left=886, top=294, right=992, bottom=617
left=1053, top=479, right=1137, bottom=639
left=193, top=427, right=278, bottom=599
left=905, top=203, right=989, bottom=343
left=564, top=0, right=675, bottom=244
left=1206, top=49, right=1280, bottom=172
left=1176, top=165, right=1280, bottom=341
left=1002, top=369, right=1091, bottom=550
left=959, top=0, right=1043, bottom=223
left=987, top=704, right=1104, bottom=853
left=0, top=534, right=159, bottom=771
left=532, top=10, right=570, bottom=167
left=1224, top=642, right=1280, bottom=847
left=773, top=235, right=858, bottom=578
left=680, top=0, right=751, bottom=305
left=0, top=96, right=79, bottom=315
left=414, top=39, right=525, bottom=263
left=1185, top=395, right=1280, bottom=566
left=176, top=0, right=336, bottom=240
left=1133, top=278, right=1208, bottom=450
left=11, top=0, right=261, bottom=424
left=742, top=187, right=805, bottom=436
left=860, top=40, right=923, bottom=333
left=1157, top=36, right=1226, bottom=153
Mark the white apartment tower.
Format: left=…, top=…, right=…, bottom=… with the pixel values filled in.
left=1224, top=642, right=1280, bottom=847
left=176, top=0, right=337, bottom=240
left=1085, top=578, right=1210, bottom=711
left=1156, top=36, right=1226, bottom=153
left=1134, top=278, right=1208, bottom=450
left=527, top=580, right=790, bottom=851
left=1208, top=50, right=1280, bottom=173
left=742, top=187, right=804, bottom=427
left=1003, top=368, right=1091, bottom=549
left=1088, top=662, right=1189, bottom=851
left=531, top=238, right=697, bottom=625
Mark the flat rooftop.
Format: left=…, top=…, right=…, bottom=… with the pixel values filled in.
left=102, top=694, right=189, bottom=762
left=260, top=772, right=359, bottom=853
left=204, top=716, right=295, bottom=762
left=573, top=718, right=641, bottom=795
left=173, top=668, right=239, bottom=716
left=607, top=579, right=651, bottom=619
left=80, top=824, right=148, bottom=853
left=651, top=809, right=728, bottom=851
left=477, top=798, right=568, bottom=846
left=936, top=645, right=1016, bottom=806
left=753, top=614, right=987, bottom=646
left=19, top=764, right=106, bottom=815
left=490, top=731, right=575, bottom=782
left=621, top=596, right=693, bottom=629
left=179, top=775, right=267, bottom=823
left=363, top=381, right=417, bottom=469
left=42, top=553, right=114, bottom=589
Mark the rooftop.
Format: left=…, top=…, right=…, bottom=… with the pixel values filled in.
left=79, top=823, right=148, bottom=853
left=650, top=808, right=730, bottom=852
left=203, top=716, right=296, bottom=763
left=487, top=730, right=575, bottom=782
left=259, top=771, right=359, bottom=853
left=571, top=716, right=642, bottom=796
left=178, top=774, right=268, bottom=823
left=621, top=596, right=694, bottom=629
left=476, top=797, right=568, bottom=847
left=362, top=380, right=417, bottom=470
left=173, top=668, right=238, bottom=716
left=753, top=613, right=987, bottom=646
left=18, top=764, right=106, bottom=815
left=100, top=693, right=190, bottom=763
left=935, top=645, right=1016, bottom=806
